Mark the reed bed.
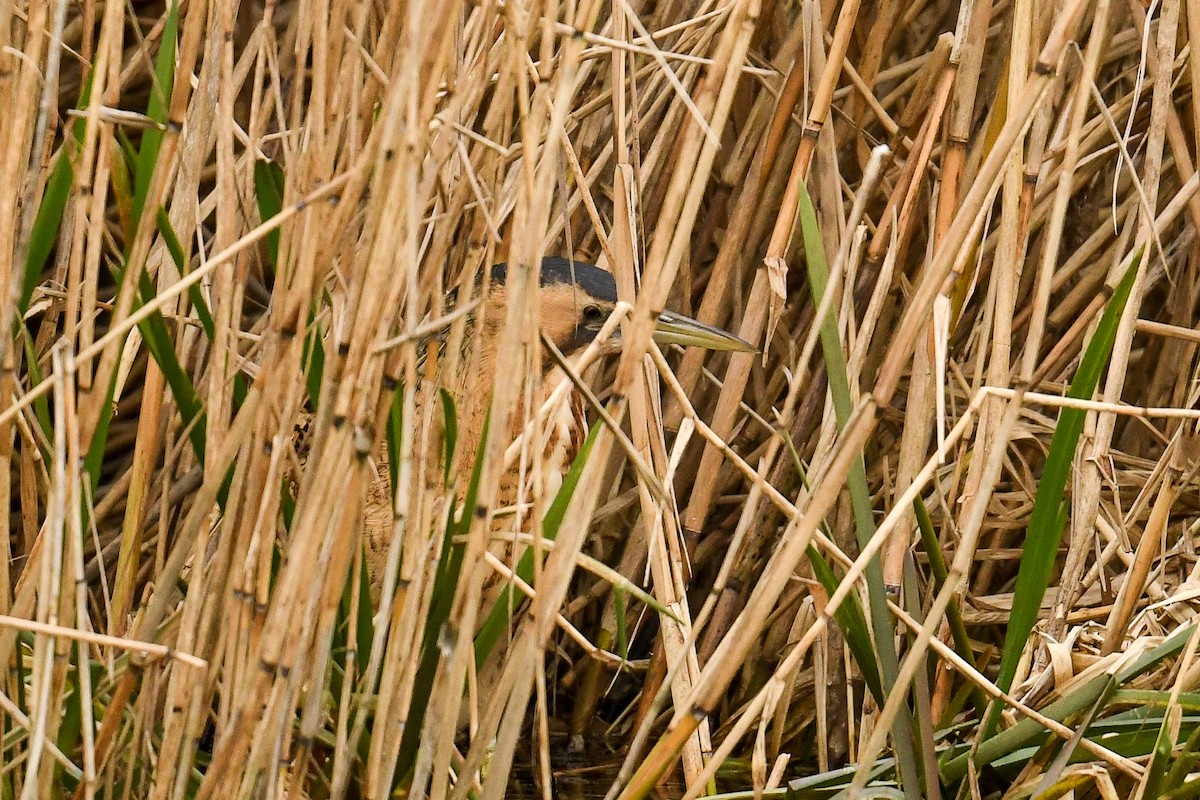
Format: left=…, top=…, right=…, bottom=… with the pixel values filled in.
left=0, top=0, right=1199, bottom=797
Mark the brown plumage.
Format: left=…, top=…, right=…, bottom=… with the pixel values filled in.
left=361, top=257, right=755, bottom=600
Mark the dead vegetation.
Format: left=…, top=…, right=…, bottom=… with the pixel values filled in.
left=1, top=0, right=1199, bottom=797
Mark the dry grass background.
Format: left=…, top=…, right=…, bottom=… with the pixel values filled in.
left=1, top=0, right=1199, bottom=797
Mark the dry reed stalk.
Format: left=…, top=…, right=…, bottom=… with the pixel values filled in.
left=3, top=0, right=1200, bottom=797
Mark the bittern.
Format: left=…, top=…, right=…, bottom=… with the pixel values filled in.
left=362, top=256, right=755, bottom=597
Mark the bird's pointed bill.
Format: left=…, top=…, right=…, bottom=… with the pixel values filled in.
left=652, top=310, right=757, bottom=352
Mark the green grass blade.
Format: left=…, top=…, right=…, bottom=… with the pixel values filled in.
left=19, top=72, right=93, bottom=318
left=901, top=554, right=943, bottom=800
left=131, top=268, right=206, bottom=460
left=132, top=1, right=178, bottom=225
left=21, top=329, right=52, bottom=439
left=303, top=324, right=325, bottom=409
left=329, top=550, right=374, bottom=742
left=912, top=496, right=986, bottom=719
left=540, top=421, right=601, bottom=537
left=796, top=181, right=920, bottom=795
left=613, top=587, right=628, bottom=662
left=155, top=209, right=215, bottom=336
left=1162, top=722, right=1200, bottom=793
left=984, top=251, right=1142, bottom=738
left=79, top=2, right=189, bottom=509
left=54, top=665, right=87, bottom=789
left=83, top=368, right=120, bottom=500
left=156, top=209, right=253, bottom=409
left=253, top=159, right=285, bottom=269
left=572, top=551, right=679, bottom=623
left=1137, top=632, right=1200, bottom=800
left=778, top=413, right=884, bottom=705
left=806, top=544, right=884, bottom=705
left=786, top=758, right=898, bottom=798
left=394, top=403, right=488, bottom=785
left=386, top=385, right=403, bottom=486
left=941, top=674, right=1116, bottom=782
left=1141, top=713, right=1178, bottom=800
left=474, top=422, right=602, bottom=668
left=109, top=130, right=136, bottom=236
left=1117, top=623, right=1194, bottom=682
left=941, top=620, right=1194, bottom=782
left=439, top=388, right=458, bottom=484
left=20, top=153, right=74, bottom=318
left=1113, top=689, right=1200, bottom=711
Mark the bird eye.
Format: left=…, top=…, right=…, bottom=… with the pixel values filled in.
left=582, top=304, right=604, bottom=323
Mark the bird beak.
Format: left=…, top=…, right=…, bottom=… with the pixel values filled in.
left=652, top=310, right=758, bottom=352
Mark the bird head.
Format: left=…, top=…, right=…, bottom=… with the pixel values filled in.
left=487, top=257, right=757, bottom=357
